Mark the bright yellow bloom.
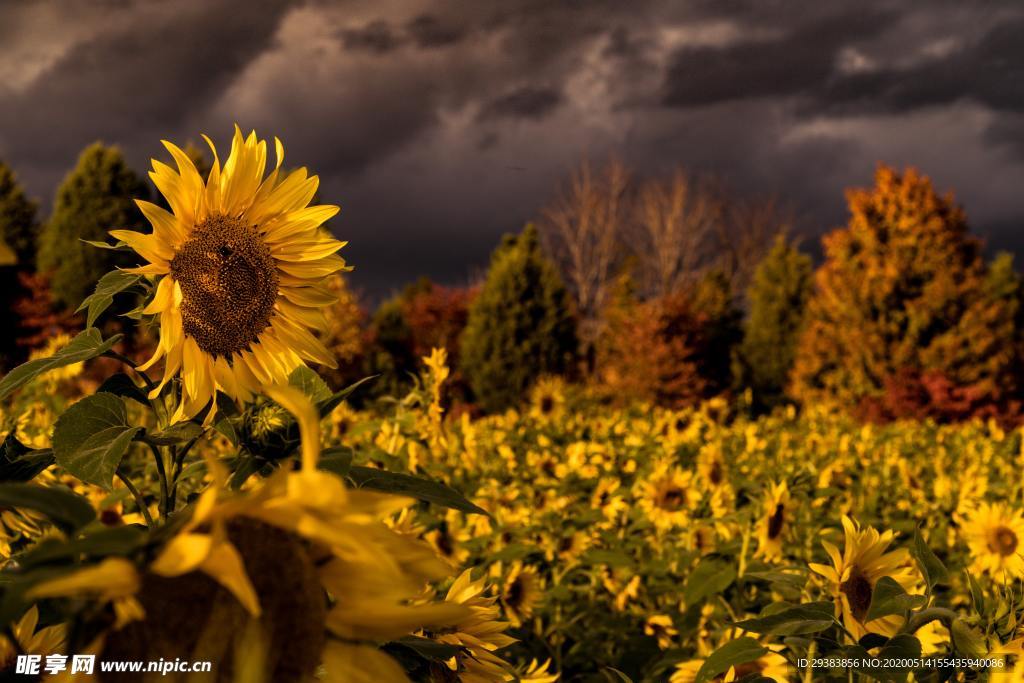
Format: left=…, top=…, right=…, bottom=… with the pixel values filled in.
left=27, top=557, right=144, bottom=629
left=755, top=481, right=791, bottom=561
left=809, top=516, right=921, bottom=640
left=0, top=606, right=65, bottom=669
left=499, top=561, right=541, bottom=627
left=117, top=127, right=347, bottom=422
left=962, top=502, right=1024, bottom=581
left=636, top=461, right=700, bottom=531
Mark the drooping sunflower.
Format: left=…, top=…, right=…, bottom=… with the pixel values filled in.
left=755, top=481, right=791, bottom=562
left=114, top=127, right=346, bottom=421
left=809, top=516, right=921, bottom=640
left=961, top=502, right=1024, bottom=581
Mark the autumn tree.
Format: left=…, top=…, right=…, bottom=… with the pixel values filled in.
left=791, top=165, right=1019, bottom=415
left=37, top=143, right=149, bottom=309
left=737, top=235, right=813, bottom=408
left=540, top=160, right=628, bottom=347
left=632, top=169, right=719, bottom=298
left=461, top=225, right=577, bottom=412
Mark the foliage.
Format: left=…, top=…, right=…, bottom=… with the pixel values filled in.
left=738, top=234, right=813, bottom=408
left=792, top=165, right=1020, bottom=419
left=36, top=143, right=149, bottom=309
left=461, top=225, right=577, bottom=412
left=0, top=159, right=39, bottom=267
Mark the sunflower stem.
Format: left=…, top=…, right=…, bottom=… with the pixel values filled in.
left=145, top=440, right=170, bottom=518
left=116, top=470, right=154, bottom=527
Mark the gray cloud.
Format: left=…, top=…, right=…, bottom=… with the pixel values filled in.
left=0, top=0, right=1022, bottom=299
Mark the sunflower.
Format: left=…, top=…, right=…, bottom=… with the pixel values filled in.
left=500, top=560, right=542, bottom=627
left=644, top=614, right=678, bottom=650
left=0, top=606, right=65, bottom=670
left=670, top=648, right=790, bottom=683
left=636, top=461, right=700, bottom=532
left=809, top=516, right=921, bottom=640
left=755, top=481, right=791, bottom=561
left=529, top=376, right=566, bottom=421
left=115, top=127, right=346, bottom=422
left=962, top=502, right=1024, bottom=581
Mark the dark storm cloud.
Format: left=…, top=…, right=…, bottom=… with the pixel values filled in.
left=478, top=86, right=563, bottom=121
left=0, top=0, right=1022, bottom=297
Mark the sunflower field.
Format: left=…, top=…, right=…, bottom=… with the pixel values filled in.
left=2, top=129, right=1024, bottom=683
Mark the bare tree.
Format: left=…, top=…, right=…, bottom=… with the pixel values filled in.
left=539, top=160, right=629, bottom=345
left=717, top=194, right=793, bottom=301
left=633, top=169, right=721, bottom=299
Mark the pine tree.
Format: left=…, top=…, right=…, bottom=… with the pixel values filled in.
left=791, top=165, right=1019, bottom=413
left=0, top=159, right=40, bottom=267
left=689, top=269, right=743, bottom=397
left=460, top=224, right=577, bottom=412
left=37, top=143, right=149, bottom=309
left=738, top=235, right=812, bottom=407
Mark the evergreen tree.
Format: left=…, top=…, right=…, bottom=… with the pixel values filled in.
left=791, top=165, right=1018, bottom=413
left=0, top=160, right=40, bottom=266
left=689, top=269, right=743, bottom=397
left=738, top=235, right=812, bottom=407
left=37, top=143, right=149, bottom=309
left=461, top=224, right=577, bottom=412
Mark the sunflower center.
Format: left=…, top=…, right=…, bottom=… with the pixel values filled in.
left=767, top=504, right=786, bottom=539
left=540, top=396, right=555, bottom=414
left=169, top=215, right=278, bottom=357
left=709, top=461, right=723, bottom=486
left=659, top=486, right=686, bottom=510
left=989, top=526, right=1019, bottom=557
left=840, top=569, right=874, bottom=622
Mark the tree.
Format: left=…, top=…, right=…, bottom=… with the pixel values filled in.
left=633, top=169, right=719, bottom=298
left=37, top=143, right=149, bottom=309
left=0, top=160, right=40, bottom=370
left=0, top=159, right=40, bottom=266
left=689, top=269, right=743, bottom=397
left=460, top=225, right=577, bottom=412
left=540, top=160, right=628, bottom=347
left=738, top=235, right=813, bottom=408
left=791, top=165, right=1019, bottom=415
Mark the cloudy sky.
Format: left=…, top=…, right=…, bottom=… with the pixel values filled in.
left=1, top=0, right=1022, bottom=297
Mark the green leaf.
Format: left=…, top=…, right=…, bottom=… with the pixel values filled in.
left=0, top=329, right=121, bottom=401
left=580, top=549, right=634, bottom=568
left=743, top=569, right=807, bottom=591
left=318, top=376, right=377, bottom=417
left=18, top=525, right=146, bottom=568
left=52, top=393, right=141, bottom=489
left=685, top=557, right=737, bottom=606
left=0, top=483, right=95, bottom=533
left=734, top=601, right=837, bottom=636
left=389, top=636, right=461, bottom=661
left=318, top=446, right=353, bottom=478
left=0, top=433, right=54, bottom=482
left=695, top=637, right=768, bottom=683
left=346, top=466, right=488, bottom=516
left=951, top=619, right=987, bottom=657
left=97, top=372, right=150, bottom=406
left=601, top=667, right=635, bottom=683
left=865, top=576, right=927, bottom=622
left=912, top=527, right=949, bottom=589
left=288, top=366, right=332, bottom=403
left=146, top=421, right=203, bottom=446
left=966, top=571, right=987, bottom=617
left=76, top=270, right=142, bottom=327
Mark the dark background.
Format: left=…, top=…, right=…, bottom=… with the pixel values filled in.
left=1, top=0, right=1022, bottom=298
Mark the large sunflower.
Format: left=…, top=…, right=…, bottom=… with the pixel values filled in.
left=114, top=127, right=346, bottom=421
left=809, top=516, right=921, bottom=640
left=962, top=502, right=1024, bottom=581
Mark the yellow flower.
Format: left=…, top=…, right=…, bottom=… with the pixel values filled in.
left=809, top=516, right=921, bottom=640
left=529, top=376, right=566, bottom=421
left=519, top=658, right=560, bottom=682
left=27, top=557, right=144, bottom=629
left=755, top=481, right=791, bottom=562
left=962, top=502, right=1024, bottom=581
left=670, top=648, right=790, bottom=683
left=117, top=127, right=347, bottom=422
left=637, top=461, right=700, bottom=531
left=500, top=561, right=541, bottom=628
left=0, top=606, right=65, bottom=669
left=428, top=569, right=518, bottom=683
left=644, top=614, right=678, bottom=649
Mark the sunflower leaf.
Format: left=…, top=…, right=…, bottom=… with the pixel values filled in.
left=76, top=270, right=142, bottom=327
left=346, top=465, right=489, bottom=516
left=318, top=375, right=377, bottom=417
left=97, top=372, right=150, bottom=406
left=865, top=576, right=926, bottom=622
left=912, top=527, right=949, bottom=590
left=145, top=421, right=204, bottom=446
left=694, top=637, right=768, bottom=683
left=733, top=601, right=836, bottom=636
left=53, top=393, right=141, bottom=490
left=0, top=433, right=54, bottom=482
left=685, top=557, right=736, bottom=606
left=0, top=483, right=96, bottom=533
left=288, top=366, right=332, bottom=404
left=0, top=329, right=122, bottom=401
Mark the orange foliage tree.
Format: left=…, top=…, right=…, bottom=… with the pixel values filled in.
left=791, top=165, right=1020, bottom=419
